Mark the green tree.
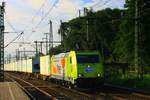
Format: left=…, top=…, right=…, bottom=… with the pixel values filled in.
left=112, top=0, right=150, bottom=70
left=59, top=8, right=123, bottom=62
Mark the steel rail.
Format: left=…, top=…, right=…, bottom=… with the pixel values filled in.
left=6, top=73, right=54, bottom=100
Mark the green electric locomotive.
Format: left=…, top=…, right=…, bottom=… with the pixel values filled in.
left=51, top=51, right=104, bottom=88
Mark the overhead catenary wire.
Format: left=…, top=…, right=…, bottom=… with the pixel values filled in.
left=25, top=0, right=58, bottom=41
left=4, top=11, right=26, bottom=49
left=73, top=9, right=80, bottom=18
left=15, top=0, right=49, bottom=48
left=22, top=0, right=49, bottom=32
left=5, top=13, right=19, bottom=35
left=91, top=0, right=103, bottom=8
left=5, top=14, right=26, bottom=46
left=72, top=0, right=102, bottom=18
left=31, top=0, right=48, bottom=24
left=77, top=0, right=112, bottom=17
left=33, top=0, right=58, bottom=29
left=94, top=0, right=112, bottom=10
left=25, top=0, right=111, bottom=42
left=4, top=32, right=24, bottom=48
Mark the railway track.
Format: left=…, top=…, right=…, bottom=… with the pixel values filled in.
left=95, top=84, right=150, bottom=100
left=6, top=73, right=54, bottom=100
left=5, top=72, right=98, bottom=100
left=5, top=72, right=150, bottom=100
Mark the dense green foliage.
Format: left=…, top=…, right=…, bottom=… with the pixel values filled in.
left=59, top=8, right=124, bottom=62
left=113, top=0, right=150, bottom=67
left=57, top=0, right=150, bottom=68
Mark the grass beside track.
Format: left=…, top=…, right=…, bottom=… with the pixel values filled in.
left=105, top=74, right=150, bottom=93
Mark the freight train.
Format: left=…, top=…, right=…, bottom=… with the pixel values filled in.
left=4, top=51, right=104, bottom=88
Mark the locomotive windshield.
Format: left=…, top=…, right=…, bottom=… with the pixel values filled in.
left=77, top=55, right=99, bottom=63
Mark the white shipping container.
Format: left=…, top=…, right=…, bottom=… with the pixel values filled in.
left=8, top=63, right=12, bottom=71
left=14, top=62, right=17, bottom=71
left=5, top=63, right=13, bottom=71
left=18, top=61, right=21, bottom=72
left=20, top=60, right=23, bottom=72
left=16, top=61, right=19, bottom=72
left=40, top=55, right=50, bottom=76
left=22, top=60, right=27, bottom=72
left=18, top=60, right=22, bottom=72
left=12, top=62, right=15, bottom=71
left=4, top=64, right=8, bottom=71
left=27, top=59, right=32, bottom=73
left=6, top=63, right=9, bottom=71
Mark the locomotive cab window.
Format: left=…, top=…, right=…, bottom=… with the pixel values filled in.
left=70, top=57, right=72, bottom=64
left=76, top=55, right=100, bottom=63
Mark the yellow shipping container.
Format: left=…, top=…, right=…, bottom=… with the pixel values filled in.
left=40, top=55, right=50, bottom=76
left=26, top=59, right=32, bottom=73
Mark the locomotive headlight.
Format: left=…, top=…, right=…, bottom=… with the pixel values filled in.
left=98, top=73, right=100, bottom=77
left=78, top=74, right=83, bottom=77
left=78, top=74, right=81, bottom=77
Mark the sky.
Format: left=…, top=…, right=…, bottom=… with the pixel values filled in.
left=1, top=0, right=125, bottom=57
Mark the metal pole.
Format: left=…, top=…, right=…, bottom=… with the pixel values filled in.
left=49, top=20, right=52, bottom=54
left=138, top=0, right=143, bottom=79
left=135, top=0, right=139, bottom=78
left=40, top=42, right=43, bottom=54
left=60, top=20, right=63, bottom=46
left=35, top=41, right=38, bottom=56
left=86, top=20, right=89, bottom=42
left=18, top=49, right=20, bottom=60
left=16, top=49, right=17, bottom=61
left=86, top=20, right=89, bottom=50
left=51, top=21, right=53, bottom=49
left=79, top=9, right=81, bottom=17
left=23, top=48, right=25, bottom=59
left=0, top=2, right=5, bottom=81
left=44, top=33, right=48, bottom=54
